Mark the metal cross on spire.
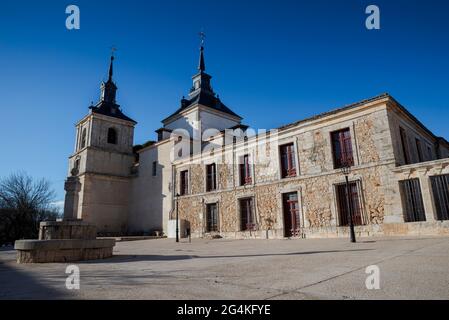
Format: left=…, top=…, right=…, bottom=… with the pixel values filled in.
left=110, top=46, right=117, bottom=59
left=108, top=46, right=117, bottom=82
left=198, top=31, right=206, bottom=72
left=199, top=30, right=206, bottom=47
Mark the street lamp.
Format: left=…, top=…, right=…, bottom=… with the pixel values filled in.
left=175, top=193, right=180, bottom=243
left=341, top=163, right=356, bottom=243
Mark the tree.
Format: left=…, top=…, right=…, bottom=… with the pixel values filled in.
left=0, top=172, right=60, bottom=245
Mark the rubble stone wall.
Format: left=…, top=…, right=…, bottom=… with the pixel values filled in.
left=172, top=100, right=449, bottom=238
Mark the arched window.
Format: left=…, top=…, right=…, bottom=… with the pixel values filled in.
left=71, top=158, right=80, bottom=176
left=107, top=128, right=118, bottom=144
left=80, top=128, right=87, bottom=149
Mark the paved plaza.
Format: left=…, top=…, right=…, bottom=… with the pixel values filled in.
left=1, top=236, right=448, bottom=300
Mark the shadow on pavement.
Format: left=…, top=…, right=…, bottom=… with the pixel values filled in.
left=0, top=263, right=69, bottom=300
left=85, top=248, right=374, bottom=264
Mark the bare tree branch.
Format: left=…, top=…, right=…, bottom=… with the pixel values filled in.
left=0, top=172, right=58, bottom=244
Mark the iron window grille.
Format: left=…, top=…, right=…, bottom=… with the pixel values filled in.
left=335, top=181, right=365, bottom=226
left=430, top=174, right=449, bottom=221
left=240, top=198, right=256, bottom=231
left=399, top=178, right=426, bottom=222
left=206, top=203, right=219, bottom=232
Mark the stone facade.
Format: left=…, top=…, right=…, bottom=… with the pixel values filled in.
left=175, top=165, right=392, bottom=239
left=63, top=51, right=449, bottom=239
left=169, top=95, right=449, bottom=239
left=67, top=107, right=136, bottom=234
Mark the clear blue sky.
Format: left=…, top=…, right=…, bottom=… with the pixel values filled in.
left=1, top=0, right=449, bottom=202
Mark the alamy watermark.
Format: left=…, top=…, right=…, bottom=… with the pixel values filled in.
left=65, top=265, right=80, bottom=290
left=66, top=5, right=80, bottom=30
left=64, top=5, right=379, bottom=31
left=167, top=126, right=280, bottom=178
left=366, top=5, right=381, bottom=30
left=365, top=265, right=380, bottom=290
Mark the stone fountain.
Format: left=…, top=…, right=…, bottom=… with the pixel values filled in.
left=14, top=175, right=115, bottom=263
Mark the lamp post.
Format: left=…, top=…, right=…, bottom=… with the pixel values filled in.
left=175, top=193, right=180, bottom=243
left=341, top=163, right=356, bottom=243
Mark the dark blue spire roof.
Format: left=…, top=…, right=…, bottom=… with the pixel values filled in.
left=90, top=55, right=136, bottom=124
left=162, top=43, right=241, bottom=123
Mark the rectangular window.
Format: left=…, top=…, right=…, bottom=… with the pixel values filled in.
left=280, top=143, right=297, bottom=178
left=400, top=127, right=410, bottom=165
left=152, top=161, right=157, bottom=176
left=180, top=170, right=188, bottom=196
left=430, top=174, right=449, bottom=221
left=427, top=146, right=433, bottom=161
left=239, top=154, right=252, bottom=186
left=206, top=163, right=217, bottom=192
left=331, top=128, right=354, bottom=169
left=74, top=159, right=80, bottom=173
left=415, top=138, right=423, bottom=162
left=335, top=182, right=364, bottom=226
left=80, top=128, right=87, bottom=149
left=399, top=179, right=426, bottom=222
left=240, top=198, right=255, bottom=231
left=206, top=203, right=219, bottom=232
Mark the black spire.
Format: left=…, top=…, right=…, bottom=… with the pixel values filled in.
left=108, top=55, right=114, bottom=82
left=89, top=53, right=136, bottom=124
left=198, top=45, right=205, bottom=72
left=100, top=53, right=117, bottom=104
left=190, top=40, right=214, bottom=96
left=161, top=35, right=242, bottom=123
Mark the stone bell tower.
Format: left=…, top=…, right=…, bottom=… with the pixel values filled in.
left=64, top=54, right=137, bottom=234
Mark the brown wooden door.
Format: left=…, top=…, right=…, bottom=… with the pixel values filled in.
left=283, top=192, right=300, bottom=237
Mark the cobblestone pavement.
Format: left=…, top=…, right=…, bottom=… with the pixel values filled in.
left=1, top=236, right=448, bottom=299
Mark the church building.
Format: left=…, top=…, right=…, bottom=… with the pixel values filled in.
left=63, top=44, right=449, bottom=239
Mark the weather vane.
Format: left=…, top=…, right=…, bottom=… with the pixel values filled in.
left=199, top=30, right=206, bottom=47
left=110, top=46, right=117, bottom=58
